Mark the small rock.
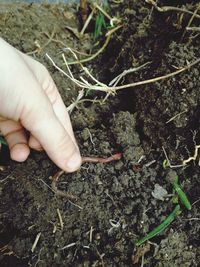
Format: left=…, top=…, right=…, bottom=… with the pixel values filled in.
left=152, top=183, right=168, bottom=201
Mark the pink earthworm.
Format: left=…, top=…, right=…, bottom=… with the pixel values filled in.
left=50, top=153, right=122, bottom=200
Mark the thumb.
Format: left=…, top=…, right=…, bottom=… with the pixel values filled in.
left=0, top=38, right=81, bottom=171
left=20, top=87, right=81, bottom=172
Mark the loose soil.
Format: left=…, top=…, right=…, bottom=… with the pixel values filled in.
left=0, top=1, right=199, bottom=266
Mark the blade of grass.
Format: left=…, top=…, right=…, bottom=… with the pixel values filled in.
left=135, top=204, right=181, bottom=246
left=173, top=176, right=192, bottom=210
left=94, top=12, right=105, bottom=40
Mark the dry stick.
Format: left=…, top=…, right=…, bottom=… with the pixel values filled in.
left=63, top=52, right=107, bottom=88
left=43, top=32, right=91, bottom=56
left=81, top=1, right=120, bottom=36
left=182, top=144, right=200, bottom=165
left=146, top=0, right=200, bottom=19
left=68, top=25, right=123, bottom=65
left=92, top=2, right=121, bottom=27
left=162, top=146, right=185, bottom=168
left=27, top=28, right=56, bottom=55
left=113, top=58, right=200, bottom=91
left=47, top=50, right=200, bottom=93
left=165, top=110, right=187, bottom=124
left=182, top=3, right=200, bottom=39
left=80, top=0, right=88, bottom=24
left=93, top=2, right=113, bottom=21
left=57, top=208, right=64, bottom=230
left=31, top=232, right=41, bottom=253
left=163, top=143, right=200, bottom=168
left=109, top=62, right=151, bottom=86
left=80, top=6, right=96, bottom=35
left=50, top=153, right=122, bottom=199
left=186, top=27, right=200, bottom=32
left=68, top=34, right=110, bottom=65
left=111, top=0, right=124, bottom=3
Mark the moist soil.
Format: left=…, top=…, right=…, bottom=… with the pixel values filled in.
left=0, top=1, right=200, bottom=266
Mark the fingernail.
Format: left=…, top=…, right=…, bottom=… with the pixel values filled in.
left=66, top=152, right=82, bottom=172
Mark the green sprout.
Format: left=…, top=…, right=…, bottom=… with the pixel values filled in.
left=0, top=136, right=7, bottom=146
left=94, top=12, right=107, bottom=40
left=162, top=159, right=170, bottom=169
left=136, top=171, right=191, bottom=246
left=93, top=9, right=113, bottom=40
left=136, top=204, right=181, bottom=246
left=166, top=170, right=192, bottom=210
left=173, top=176, right=192, bottom=210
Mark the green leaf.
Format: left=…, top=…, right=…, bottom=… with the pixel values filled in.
left=136, top=205, right=181, bottom=246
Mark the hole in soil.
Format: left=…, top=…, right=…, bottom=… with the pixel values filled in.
left=0, top=226, right=28, bottom=267
left=0, top=255, right=28, bottom=267
left=0, top=145, right=10, bottom=166
left=0, top=225, right=16, bottom=246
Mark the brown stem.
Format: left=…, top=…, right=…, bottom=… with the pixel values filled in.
left=79, top=0, right=88, bottom=24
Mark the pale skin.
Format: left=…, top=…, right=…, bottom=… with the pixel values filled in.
left=0, top=38, right=82, bottom=172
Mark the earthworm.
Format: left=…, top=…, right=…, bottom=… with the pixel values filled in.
left=82, top=152, right=122, bottom=163
left=50, top=153, right=122, bottom=200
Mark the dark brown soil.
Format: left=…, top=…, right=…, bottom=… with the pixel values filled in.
left=0, top=1, right=199, bottom=267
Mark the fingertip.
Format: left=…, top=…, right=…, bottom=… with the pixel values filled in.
left=63, top=151, right=82, bottom=173
left=29, top=135, right=43, bottom=151
left=10, top=143, right=30, bottom=162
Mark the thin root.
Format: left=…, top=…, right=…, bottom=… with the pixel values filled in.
left=47, top=50, right=200, bottom=95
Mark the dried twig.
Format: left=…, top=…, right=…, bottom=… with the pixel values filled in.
left=162, top=146, right=185, bottom=168
left=186, top=27, right=200, bottom=32
left=132, top=243, right=150, bottom=264
left=47, top=51, right=200, bottom=93
left=57, top=208, right=64, bottom=230
left=182, top=144, right=200, bottom=165
left=165, top=110, right=187, bottom=124
left=162, top=140, right=200, bottom=168
left=146, top=0, right=200, bottom=19
left=92, top=2, right=121, bottom=26
left=68, top=25, right=123, bottom=65
left=114, top=58, right=200, bottom=91
left=80, top=6, right=96, bottom=35
left=27, top=28, right=56, bottom=55
left=31, top=233, right=41, bottom=253
left=43, top=32, right=91, bottom=56
left=80, top=0, right=88, bottom=24
left=182, top=3, right=200, bottom=39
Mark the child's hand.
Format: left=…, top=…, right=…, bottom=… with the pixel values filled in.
left=0, top=38, right=81, bottom=172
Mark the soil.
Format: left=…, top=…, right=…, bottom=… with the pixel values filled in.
left=0, top=1, right=200, bottom=266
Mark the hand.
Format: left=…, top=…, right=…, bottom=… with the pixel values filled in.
left=0, top=38, right=81, bottom=172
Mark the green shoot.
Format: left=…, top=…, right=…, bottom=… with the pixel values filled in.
left=162, top=159, right=170, bottom=169
left=0, top=136, right=7, bottom=146
left=172, top=195, right=179, bottom=204
left=135, top=204, right=181, bottom=246
left=93, top=9, right=113, bottom=41
left=173, top=176, right=192, bottom=210
left=94, top=12, right=103, bottom=39
left=94, top=12, right=106, bottom=40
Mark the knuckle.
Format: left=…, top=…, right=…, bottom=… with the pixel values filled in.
left=43, top=77, right=58, bottom=104
left=57, top=134, right=77, bottom=157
